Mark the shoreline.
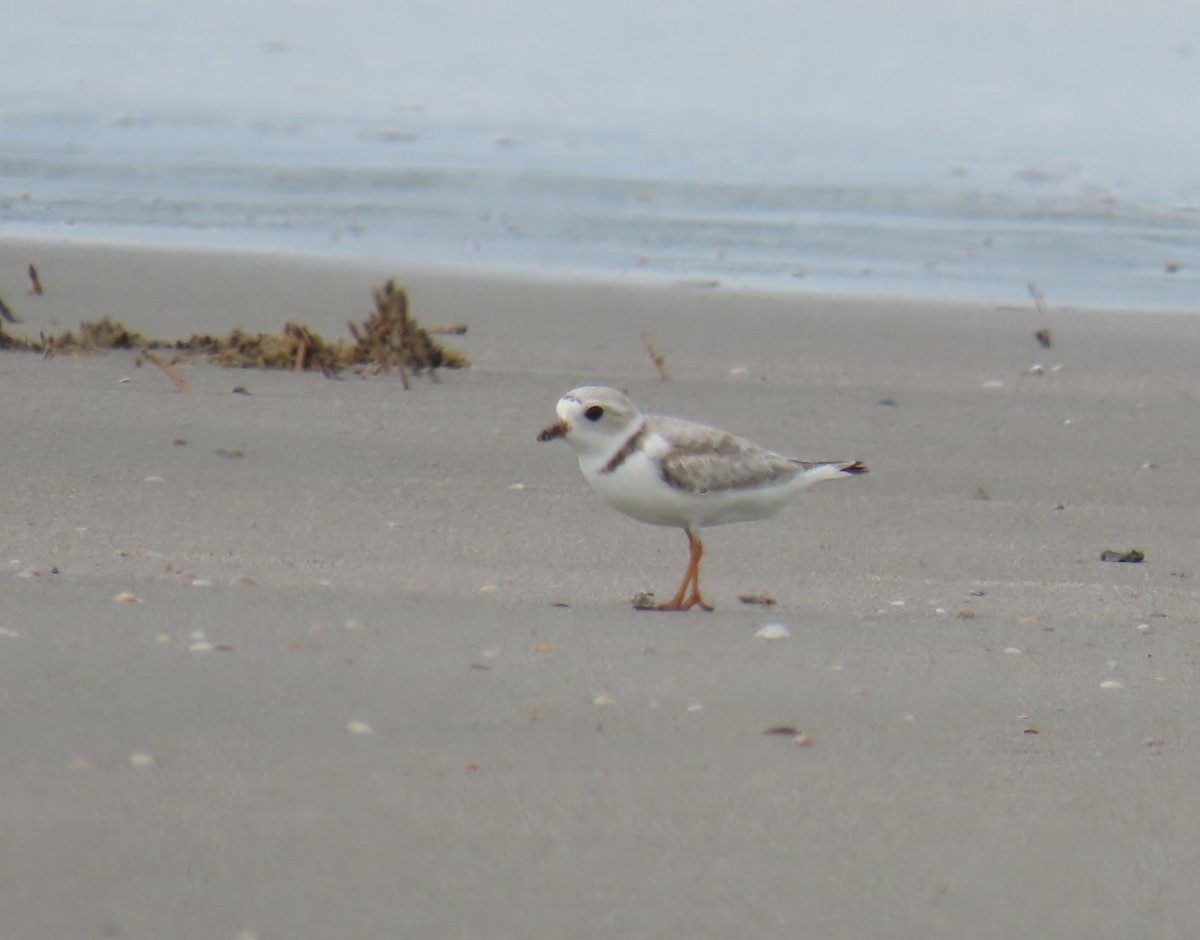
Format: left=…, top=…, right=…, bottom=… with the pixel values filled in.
left=5, top=232, right=1198, bottom=320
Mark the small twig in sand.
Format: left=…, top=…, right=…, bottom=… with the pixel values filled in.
left=641, top=332, right=670, bottom=381
left=27, top=264, right=43, bottom=296
left=1028, top=283, right=1052, bottom=348
left=1028, top=281, right=1046, bottom=316
left=138, top=350, right=191, bottom=393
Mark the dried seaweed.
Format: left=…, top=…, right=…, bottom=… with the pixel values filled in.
left=42, top=318, right=147, bottom=356
left=0, top=318, right=37, bottom=350
left=354, top=279, right=470, bottom=386
left=0, top=281, right=468, bottom=386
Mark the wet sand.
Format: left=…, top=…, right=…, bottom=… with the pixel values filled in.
left=2, top=238, right=1199, bottom=939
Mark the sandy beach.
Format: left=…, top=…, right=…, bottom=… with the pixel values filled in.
left=2, top=237, right=1199, bottom=939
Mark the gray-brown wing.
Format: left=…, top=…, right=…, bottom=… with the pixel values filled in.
left=651, top=416, right=799, bottom=494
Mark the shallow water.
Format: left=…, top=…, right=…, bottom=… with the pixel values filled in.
left=3, top=0, right=1198, bottom=309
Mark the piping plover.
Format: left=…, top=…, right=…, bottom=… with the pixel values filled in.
left=538, top=385, right=866, bottom=611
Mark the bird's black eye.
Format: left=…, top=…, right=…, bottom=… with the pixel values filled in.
left=584, top=405, right=604, bottom=421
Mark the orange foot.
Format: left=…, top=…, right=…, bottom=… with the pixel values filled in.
left=649, top=529, right=713, bottom=612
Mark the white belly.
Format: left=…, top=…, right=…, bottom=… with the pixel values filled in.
left=581, top=450, right=795, bottom=529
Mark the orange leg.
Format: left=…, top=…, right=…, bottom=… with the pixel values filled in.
left=654, top=529, right=714, bottom=612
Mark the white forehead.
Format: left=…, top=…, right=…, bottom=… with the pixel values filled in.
left=561, top=386, right=635, bottom=410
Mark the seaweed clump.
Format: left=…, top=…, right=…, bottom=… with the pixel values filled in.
left=178, top=280, right=467, bottom=384
left=43, top=318, right=148, bottom=355
left=0, top=322, right=38, bottom=351
left=1, top=281, right=467, bottom=387
left=346, top=279, right=469, bottom=387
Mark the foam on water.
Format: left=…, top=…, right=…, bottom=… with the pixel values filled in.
left=3, top=0, right=1198, bottom=309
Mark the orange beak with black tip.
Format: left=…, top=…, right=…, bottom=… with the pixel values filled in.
left=537, top=420, right=568, bottom=442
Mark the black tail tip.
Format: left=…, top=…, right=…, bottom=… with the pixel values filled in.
left=843, top=460, right=868, bottom=475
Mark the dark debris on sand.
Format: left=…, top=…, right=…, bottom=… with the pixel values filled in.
left=1100, top=548, right=1145, bottom=563
left=0, top=279, right=467, bottom=386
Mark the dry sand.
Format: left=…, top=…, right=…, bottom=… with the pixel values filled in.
left=2, top=238, right=1199, bottom=939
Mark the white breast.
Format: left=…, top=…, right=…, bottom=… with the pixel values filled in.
left=580, top=445, right=797, bottom=530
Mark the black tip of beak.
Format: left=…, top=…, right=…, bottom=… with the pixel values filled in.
left=538, top=420, right=568, bottom=442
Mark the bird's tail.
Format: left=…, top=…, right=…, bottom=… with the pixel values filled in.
left=792, top=459, right=868, bottom=485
